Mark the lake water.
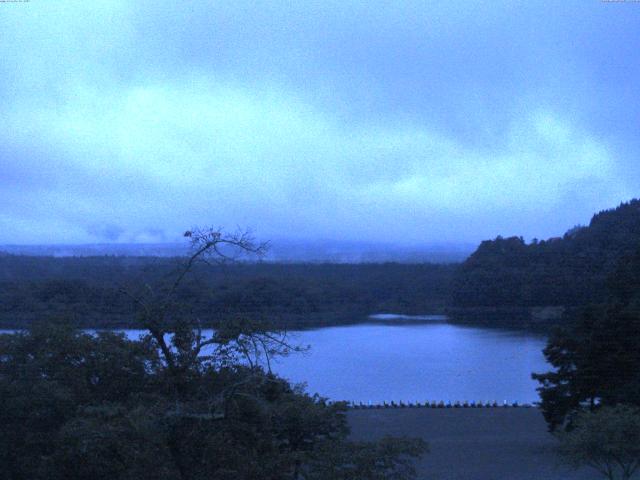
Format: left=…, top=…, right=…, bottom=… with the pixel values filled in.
left=1, top=319, right=549, bottom=403
left=273, top=321, right=548, bottom=404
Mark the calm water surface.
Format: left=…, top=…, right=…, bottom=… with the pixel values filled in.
left=1, top=320, right=549, bottom=403
left=273, top=322, right=548, bottom=404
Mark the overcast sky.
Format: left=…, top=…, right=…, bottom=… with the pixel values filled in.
left=1, top=1, right=639, bottom=245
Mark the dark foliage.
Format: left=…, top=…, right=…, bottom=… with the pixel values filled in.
left=0, top=259, right=454, bottom=330
left=0, top=228, right=427, bottom=479
left=532, top=248, right=640, bottom=430
left=452, top=199, right=640, bottom=312
left=557, top=405, right=640, bottom=480
left=0, top=323, right=427, bottom=480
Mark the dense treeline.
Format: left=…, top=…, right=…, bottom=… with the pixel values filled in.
left=451, top=199, right=640, bottom=310
left=0, top=257, right=455, bottom=329
left=533, top=246, right=640, bottom=427
left=5, top=199, right=640, bottom=331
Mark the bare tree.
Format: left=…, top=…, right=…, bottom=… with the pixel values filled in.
left=121, top=227, right=303, bottom=392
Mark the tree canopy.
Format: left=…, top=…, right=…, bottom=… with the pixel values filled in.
left=532, top=247, right=640, bottom=430
left=451, top=199, right=640, bottom=319
left=0, top=256, right=454, bottom=330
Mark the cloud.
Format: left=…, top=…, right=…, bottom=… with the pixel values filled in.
left=0, top=1, right=638, bottom=245
left=0, top=74, right=629, bottom=244
left=86, top=224, right=125, bottom=242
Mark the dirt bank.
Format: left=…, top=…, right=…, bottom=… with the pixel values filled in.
left=348, top=408, right=599, bottom=480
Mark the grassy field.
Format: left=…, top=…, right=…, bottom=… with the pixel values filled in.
left=348, top=408, right=600, bottom=480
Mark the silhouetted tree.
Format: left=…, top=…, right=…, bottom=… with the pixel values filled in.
left=533, top=248, right=640, bottom=430
left=0, top=228, right=428, bottom=480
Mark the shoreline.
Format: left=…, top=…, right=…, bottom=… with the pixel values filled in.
left=0, top=310, right=556, bottom=333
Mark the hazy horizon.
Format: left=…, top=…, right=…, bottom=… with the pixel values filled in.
left=0, top=237, right=476, bottom=263
left=2, top=1, right=639, bottom=245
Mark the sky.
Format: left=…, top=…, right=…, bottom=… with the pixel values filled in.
left=1, top=0, right=639, bottom=246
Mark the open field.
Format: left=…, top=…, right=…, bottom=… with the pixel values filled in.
left=348, top=408, right=600, bottom=480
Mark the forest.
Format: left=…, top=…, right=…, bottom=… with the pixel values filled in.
left=0, top=257, right=455, bottom=330
left=2, top=199, right=640, bottom=331
left=449, top=199, right=640, bottom=327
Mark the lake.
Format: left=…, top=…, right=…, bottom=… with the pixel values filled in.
left=273, top=321, right=548, bottom=404
left=1, top=318, right=548, bottom=404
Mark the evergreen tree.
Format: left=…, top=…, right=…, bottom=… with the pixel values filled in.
left=533, top=248, right=640, bottom=430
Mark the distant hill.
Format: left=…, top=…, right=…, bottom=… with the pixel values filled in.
left=0, top=240, right=474, bottom=264
left=0, top=243, right=187, bottom=258
left=450, top=199, right=640, bottom=324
